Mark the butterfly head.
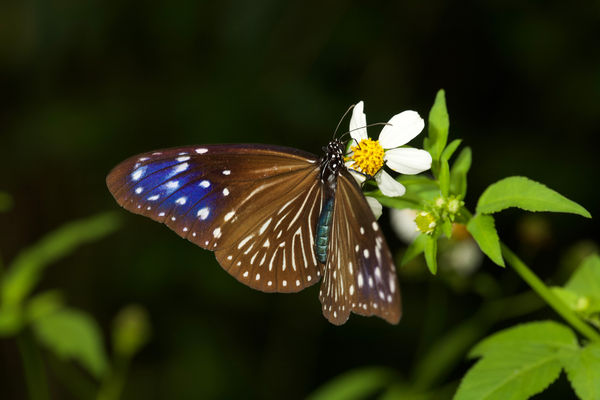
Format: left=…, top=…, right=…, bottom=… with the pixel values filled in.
left=319, top=139, right=346, bottom=184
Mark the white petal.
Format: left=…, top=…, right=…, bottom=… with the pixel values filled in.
left=349, top=101, right=368, bottom=142
left=390, top=209, right=419, bottom=243
left=345, top=161, right=367, bottom=184
left=366, top=197, right=383, bottom=220
left=375, top=170, right=406, bottom=197
left=385, top=148, right=432, bottom=175
left=378, top=110, right=425, bottom=149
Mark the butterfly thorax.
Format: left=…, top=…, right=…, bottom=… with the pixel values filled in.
left=319, top=139, right=345, bottom=189
left=315, top=139, right=346, bottom=264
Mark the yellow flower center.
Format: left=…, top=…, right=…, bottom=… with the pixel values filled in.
left=348, top=138, right=385, bottom=176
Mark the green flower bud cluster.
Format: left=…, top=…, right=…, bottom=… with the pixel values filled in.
left=415, top=195, right=464, bottom=236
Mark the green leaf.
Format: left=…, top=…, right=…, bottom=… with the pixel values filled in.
left=439, top=159, right=450, bottom=197
left=306, top=367, right=395, bottom=400
left=401, top=234, right=427, bottom=265
left=551, top=287, right=584, bottom=311
left=1, top=212, right=121, bottom=307
left=427, top=89, right=449, bottom=162
left=33, top=308, right=108, bottom=378
left=466, top=214, right=504, bottom=267
left=366, top=193, right=421, bottom=211
left=26, top=290, right=64, bottom=322
left=564, top=254, right=600, bottom=302
left=476, top=176, right=591, bottom=218
left=113, top=305, right=151, bottom=359
left=469, top=321, right=578, bottom=358
left=563, top=342, right=600, bottom=400
left=442, top=219, right=453, bottom=239
left=450, top=147, right=471, bottom=197
left=0, top=191, right=13, bottom=213
left=455, top=321, right=578, bottom=400
left=424, top=236, right=437, bottom=275
left=0, top=307, right=23, bottom=337
left=441, top=139, right=462, bottom=162
left=367, top=176, right=439, bottom=207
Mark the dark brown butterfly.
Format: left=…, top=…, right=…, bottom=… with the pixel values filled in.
left=106, top=140, right=401, bottom=325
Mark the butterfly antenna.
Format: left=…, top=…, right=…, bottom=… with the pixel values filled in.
left=340, top=122, right=392, bottom=148
left=332, top=104, right=356, bottom=139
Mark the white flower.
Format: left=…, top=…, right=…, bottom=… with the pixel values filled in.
left=346, top=101, right=432, bottom=197
left=390, top=208, right=420, bottom=243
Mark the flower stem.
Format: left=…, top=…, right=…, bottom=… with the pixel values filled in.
left=501, top=243, right=600, bottom=342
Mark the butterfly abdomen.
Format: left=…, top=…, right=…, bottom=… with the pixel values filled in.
left=315, top=197, right=335, bottom=264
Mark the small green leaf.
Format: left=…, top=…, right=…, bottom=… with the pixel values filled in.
left=113, top=305, right=151, bottom=359
left=455, top=321, right=578, bottom=400
left=450, top=147, right=471, bottom=197
left=441, top=139, right=462, bottom=162
left=442, top=219, right=453, bottom=239
left=33, top=308, right=108, bottom=378
left=476, top=176, right=591, bottom=218
left=563, top=342, right=600, bottom=400
left=427, top=89, right=449, bottom=162
left=551, top=287, right=583, bottom=311
left=466, top=214, right=504, bottom=267
left=439, top=159, right=450, bottom=197
left=424, top=236, right=438, bottom=275
left=306, top=367, right=396, bottom=400
left=366, top=194, right=421, bottom=211
left=564, top=254, right=600, bottom=302
left=0, top=307, right=23, bottom=337
left=26, top=290, right=64, bottom=322
left=401, top=234, right=427, bottom=266
left=0, top=191, right=13, bottom=213
left=1, top=212, right=121, bottom=307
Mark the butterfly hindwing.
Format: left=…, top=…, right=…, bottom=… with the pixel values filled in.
left=319, top=169, right=402, bottom=325
left=107, top=144, right=323, bottom=292
left=214, top=167, right=324, bottom=292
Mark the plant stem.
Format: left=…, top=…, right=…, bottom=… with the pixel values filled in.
left=17, top=331, right=50, bottom=400
left=501, top=243, right=600, bottom=342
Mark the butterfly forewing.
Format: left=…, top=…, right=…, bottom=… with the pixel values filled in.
left=319, top=170, right=402, bottom=325
left=107, top=144, right=323, bottom=292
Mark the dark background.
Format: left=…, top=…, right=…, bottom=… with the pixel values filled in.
left=1, top=0, right=599, bottom=398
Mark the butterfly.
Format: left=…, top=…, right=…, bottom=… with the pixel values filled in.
left=106, top=139, right=401, bottom=325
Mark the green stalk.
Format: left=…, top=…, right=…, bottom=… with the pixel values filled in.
left=17, top=332, right=50, bottom=400
left=501, top=244, right=600, bottom=342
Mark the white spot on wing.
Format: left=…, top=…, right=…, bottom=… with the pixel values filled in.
left=199, top=180, right=210, bottom=188
left=176, top=156, right=190, bottom=162
left=259, top=218, right=272, bottom=235
left=166, top=181, right=179, bottom=189
left=223, top=188, right=230, bottom=196
left=135, top=187, right=143, bottom=194
left=173, top=163, right=189, bottom=173
left=238, top=235, right=254, bottom=249
left=213, top=227, right=222, bottom=238
left=148, top=194, right=160, bottom=201
left=175, top=197, right=187, bottom=205
left=197, top=207, right=210, bottom=220
left=131, top=167, right=146, bottom=181
left=224, top=211, right=235, bottom=221
left=222, top=170, right=231, bottom=175
left=195, top=148, right=208, bottom=154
